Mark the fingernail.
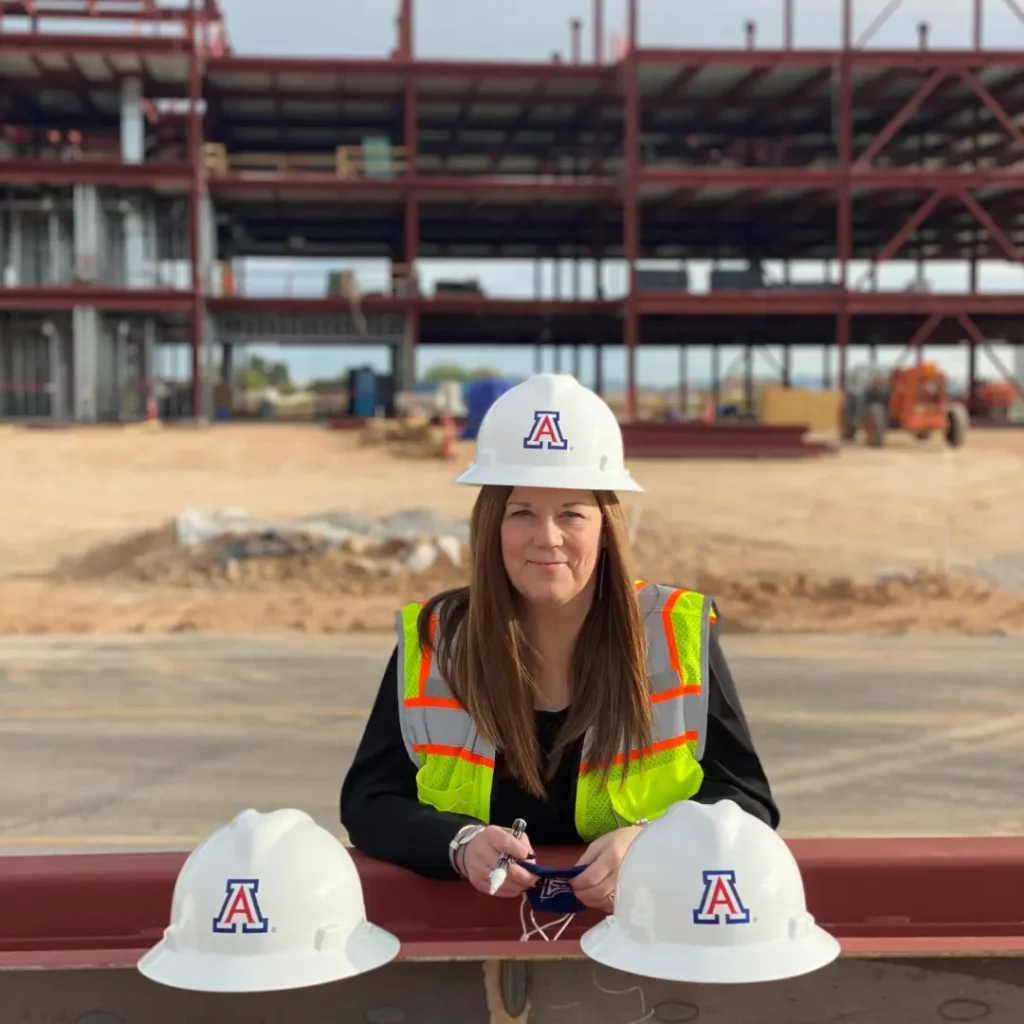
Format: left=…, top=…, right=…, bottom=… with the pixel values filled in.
left=528, top=850, right=536, bottom=859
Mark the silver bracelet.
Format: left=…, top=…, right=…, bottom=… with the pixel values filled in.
left=448, top=823, right=485, bottom=876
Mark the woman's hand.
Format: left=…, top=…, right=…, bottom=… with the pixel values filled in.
left=570, top=825, right=644, bottom=912
left=461, top=825, right=536, bottom=898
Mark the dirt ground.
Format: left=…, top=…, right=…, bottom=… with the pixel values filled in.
left=1, top=422, right=1023, bottom=635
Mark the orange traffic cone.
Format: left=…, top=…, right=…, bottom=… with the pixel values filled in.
left=440, top=413, right=456, bottom=460
left=145, top=393, right=161, bottom=429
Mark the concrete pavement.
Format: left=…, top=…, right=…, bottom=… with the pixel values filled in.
left=0, top=633, right=1020, bottom=855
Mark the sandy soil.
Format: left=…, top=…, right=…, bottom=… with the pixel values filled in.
left=1, top=422, right=1023, bottom=635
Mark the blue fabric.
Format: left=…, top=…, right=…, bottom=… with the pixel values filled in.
left=516, top=860, right=589, bottom=915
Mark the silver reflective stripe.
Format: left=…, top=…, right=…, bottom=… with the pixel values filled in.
left=395, top=601, right=496, bottom=767
left=583, top=583, right=711, bottom=765
left=695, top=593, right=712, bottom=759
left=643, top=583, right=711, bottom=761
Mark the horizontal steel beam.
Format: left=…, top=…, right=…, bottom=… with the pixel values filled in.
left=0, top=287, right=191, bottom=313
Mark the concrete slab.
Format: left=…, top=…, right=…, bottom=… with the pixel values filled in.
left=0, top=634, right=1020, bottom=855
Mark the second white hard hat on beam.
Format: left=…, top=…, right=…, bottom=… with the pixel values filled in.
left=580, top=800, right=840, bottom=984
left=455, top=372, right=643, bottom=492
left=137, top=808, right=399, bottom=993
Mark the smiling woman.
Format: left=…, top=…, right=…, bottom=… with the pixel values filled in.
left=340, top=374, right=778, bottom=919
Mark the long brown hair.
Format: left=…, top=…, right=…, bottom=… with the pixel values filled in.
left=418, top=485, right=652, bottom=797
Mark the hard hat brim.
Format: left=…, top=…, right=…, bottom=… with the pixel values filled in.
left=454, top=462, right=644, bottom=493
left=580, top=916, right=841, bottom=985
left=137, top=921, right=400, bottom=993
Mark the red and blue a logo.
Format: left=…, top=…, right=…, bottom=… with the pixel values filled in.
left=212, top=878, right=270, bottom=934
left=692, top=869, right=751, bottom=925
left=523, top=410, right=569, bottom=451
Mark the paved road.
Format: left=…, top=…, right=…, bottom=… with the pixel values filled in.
left=0, top=633, right=1021, bottom=855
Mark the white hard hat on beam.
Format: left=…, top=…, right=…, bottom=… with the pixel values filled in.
left=580, top=800, right=840, bottom=984
left=455, top=372, right=643, bottom=492
left=137, top=808, right=399, bottom=993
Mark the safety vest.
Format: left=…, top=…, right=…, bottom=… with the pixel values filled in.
left=395, top=582, right=715, bottom=842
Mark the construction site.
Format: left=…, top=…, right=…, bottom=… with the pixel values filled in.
left=0, top=0, right=1023, bottom=1021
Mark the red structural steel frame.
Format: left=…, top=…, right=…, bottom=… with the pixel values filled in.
left=1, top=0, right=1024, bottom=419
left=619, top=0, right=1024, bottom=417
left=1, top=837, right=1023, bottom=967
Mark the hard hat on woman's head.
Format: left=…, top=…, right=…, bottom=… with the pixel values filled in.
left=580, top=799, right=840, bottom=984
left=455, top=373, right=643, bottom=492
left=137, top=808, right=399, bottom=993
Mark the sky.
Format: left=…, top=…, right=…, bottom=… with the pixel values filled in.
left=42, top=0, right=1024, bottom=389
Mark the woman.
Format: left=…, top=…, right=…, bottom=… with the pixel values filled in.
left=341, top=373, right=778, bottom=913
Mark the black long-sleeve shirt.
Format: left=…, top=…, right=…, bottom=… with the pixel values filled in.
left=340, top=625, right=779, bottom=879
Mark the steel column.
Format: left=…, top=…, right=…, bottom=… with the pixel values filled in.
left=403, top=50, right=419, bottom=392
left=836, top=47, right=853, bottom=390
left=622, top=0, right=640, bottom=421
left=187, top=2, right=206, bottom=421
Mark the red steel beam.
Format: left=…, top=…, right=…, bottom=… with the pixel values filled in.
left=0, top=0, right=191, bottom=18
left=856, top=65, right=1024, bottom=169
left=955, top=314, right=1024, bottom=400
left=0, top=160, right=191, bottom=188
left=0, top=838, right=1023, bottom=968
left=855, top=69, right=948, bottom=168
left=205, top=178, right=620, bottom=199
left=853, top=189, right=1022, bottom=291
left=0, top=287, right=192, bottom=313
left=0, top=34, right=188, bottom=55
left=851, top=191, right=944, bottom=290
left=206, top=296, right=617, bottom=316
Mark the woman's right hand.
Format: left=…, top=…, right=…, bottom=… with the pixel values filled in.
left=461, top=825, right=536, bottom=898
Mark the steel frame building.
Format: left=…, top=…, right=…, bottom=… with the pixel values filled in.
left=1, top=0, right=1023, bottom=421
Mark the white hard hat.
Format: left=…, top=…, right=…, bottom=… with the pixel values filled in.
left=455, top=372, right=643, bottom=492
left=137, top=808, right=399, bottom=993
left=580, top=800, right=840, bottom=984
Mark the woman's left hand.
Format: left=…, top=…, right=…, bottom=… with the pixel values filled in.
left=569, top=825, right=644, bottom=913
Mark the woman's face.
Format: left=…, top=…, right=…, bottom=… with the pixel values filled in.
left=500, top=486, right=604, bottom=607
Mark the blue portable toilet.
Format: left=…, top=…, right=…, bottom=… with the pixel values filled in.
left=348, top=366, right=378, bottom=418
left=461, top=378, right=514, bottom=439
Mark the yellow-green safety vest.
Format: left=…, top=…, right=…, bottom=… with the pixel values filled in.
left=395, top=581, right=716, bottom=842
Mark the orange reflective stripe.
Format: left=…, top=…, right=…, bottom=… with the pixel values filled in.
left=405, top=609, right=465, bottom=709
left=662, top=588, right=703, bottom=688
left=413, top=743, right=495, bottom=768
left=652, top=684, right=701, bottom=701
left=578, top=732, right=698, bottom=774
left=405, top=696, right=463, bottom=709
left=416, top=609, right=436, bottom=697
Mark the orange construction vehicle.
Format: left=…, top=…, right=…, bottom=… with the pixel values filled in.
left=841, top=361, right=969, bottom=448
left=968, top=380, right=1016, bottom=422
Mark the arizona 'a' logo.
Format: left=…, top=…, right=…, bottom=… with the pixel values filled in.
left=692, top=869, right=751, bottom=925
left=523, top=410, right=569, bottom=451
left=538, top=877, right=575, bottom=902
left=212, top=878, right=270, bottom=934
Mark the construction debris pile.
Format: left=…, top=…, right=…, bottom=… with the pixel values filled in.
left=56, top=508, right=471, bottom=599
left=36, top=507, right=1024, bottom=637
left=358, top=416, right=449, bottom=460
